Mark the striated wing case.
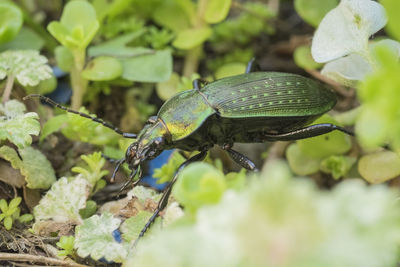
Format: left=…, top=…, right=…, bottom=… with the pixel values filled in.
left=201, top=72, right=336, bottom=118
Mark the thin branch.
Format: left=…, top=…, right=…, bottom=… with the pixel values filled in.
left=2, top=74, right=15, bottom=103
left=0, top=253, right=88, bottom=267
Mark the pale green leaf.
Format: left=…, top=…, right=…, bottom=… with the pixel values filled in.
left=82, top=56, right=122, bottom=81
left=47, top=0, right=99, bottom=50
left=4, top=216, right=12, bottom=230
left=8, top=197, right=21, bottom=209
left=320, top=155, right=357, bottom=179
left=0, top=1, right=23, bottom=43
left=0, top=27, right=44, bottom=51
left=173, top=27, right=212, bottom=50
left=215, top=62, right=246, bottom=79
left=120, top=211, right=152, bottom=242
left=0, top=100, right=40, bottom=148
left=0, top=50, right=52, bottom=86
left=294, top=0, right=338, bottom=27
left=71, top=152, right=108, bottom=187
left=293, top=45, right=323, bottom=70
left=33, top=177, right=89, bottom=224
left=121, top=49, right=172, bottom=82
left=152, top=0, right=193, bottom=32
left=75, top=213, right=128, bottom=262
left=204, top=0, right=232, bottom=24
left=358, top=151, right=400, bottom=184
left=286, top=143, right=321, bottom=176
left=88, top=31, right=149, bottom=57
left=297, top=115, right=352, bottom=159
left=381, top=0, right=400, bottom=41
left=0, top=146, right=56, bottom=189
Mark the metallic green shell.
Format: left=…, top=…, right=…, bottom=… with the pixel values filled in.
left=158, top=89, right=215, bottom=141
left=202, top=72, right=336, bottom=118
left=158, top=72, right=336, bottom=141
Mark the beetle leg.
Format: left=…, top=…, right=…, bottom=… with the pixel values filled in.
left=192, top=79, right=208, bottom=90
left=23, top=94, right=137, bottom=139
left=262, top=123, right=354, bottom=141
left=133, top=150, right=208, bottom=247
left=246, top=58, right=261, bottom=73
left=222, top=146, right=259, bottom=171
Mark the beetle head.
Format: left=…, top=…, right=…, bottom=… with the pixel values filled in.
left=125, top=120, right=168, bottom=170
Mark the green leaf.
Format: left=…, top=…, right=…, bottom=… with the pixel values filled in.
left=47, top=0, right=99, bottom=50
left=60, top=107, right=120, bottom=146
left=82, top=56, right=122, bottom=81
left=320, top=155, right=356, bottom=179
left=128, top=164, right=400, bottom=267
left=173, top=27, right=212, bottom=50
left=33, top=177, right=89, bottom=225
left=356, top=46, right=400, bottom=150
left=204, top=0, right=232, bottom=24
left=0, top=50, right=53, bottom=86
left=297, top=115, right=352, bottom=159
left=0, top=27, right=44, bottom=51
left=3, top=216, right=12, bottom=230
left=40, top=114, right=67, bottom=142
left=121, top=49, right=172, bottom=82
left=152, top=0, right=193, bottom=32
left=286, top=143, right=321, bottom=176
left=71, top=152, right=108, bottom=187
left=156, top=72, right=181, bottom=101
left=56, top=235, right=75, bottom=257
left=294, top=0, right=338, bottom=27
left=75, top=213, right=128, bottom=263
left=55, top=46, right=74, bottom=72
left=153, top=151, right=186, bottom=184
left=120, top=211, right=153, bottom=242
left=293, top=45, right=323, bottom=70
left=0, top=199, right=8, bottom=213
left=0, top=100, right=40, bottom=149
left=173, top=162, right=226, bottom=214
left=79, top=200, right=97, bottom=219
left=0, top=146, right=56, bottom=189
left=8, top=197, right=21, bottom=210
left=358, top=151, right=400, bottom=184
left=382, top=0, right=400, bottom=41
left=0, top=1, right=23, bottom=43
left=215, top=62, right=246, bottom=79
left=88, top=31, right=149, bottom=57
left=18, top=213, right=33, bottom=223
left=25, top=75, right=57, bottom=96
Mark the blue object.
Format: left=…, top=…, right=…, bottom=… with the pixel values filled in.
left=140, top=150, right=174, bottom=190
left=112, top=229, right=122, bottom=243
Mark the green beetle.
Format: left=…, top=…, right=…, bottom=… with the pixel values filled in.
left=25, top=61, right=352, bottom=240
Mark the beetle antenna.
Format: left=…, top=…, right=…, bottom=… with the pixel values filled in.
left=110, top=158, right=126, bottom=182
left=23, top=94, right=137, bottom=139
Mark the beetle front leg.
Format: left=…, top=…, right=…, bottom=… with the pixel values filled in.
left=222, top=145, right=259, bottom=171
left=133, top=150, right=208, bottom=247
left=262, top=123, right=354, bottom=141
left=246, top=58, right=261, bottom=73
left=193, top=79, right=208, bottom=90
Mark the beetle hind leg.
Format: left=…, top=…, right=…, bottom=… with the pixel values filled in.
left=262, top=123, right=354, bottom=141
left=222, top=146, right=259, bottom=171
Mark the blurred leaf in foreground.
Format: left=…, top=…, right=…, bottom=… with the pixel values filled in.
left=127, top=161, right=400, bottom=267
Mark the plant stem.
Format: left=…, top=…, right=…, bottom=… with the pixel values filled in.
left=2, top=74, right=15, bottom=103
left=70, top=49, right=88, bottom=109
left=182, top=0, right=208, bottom=77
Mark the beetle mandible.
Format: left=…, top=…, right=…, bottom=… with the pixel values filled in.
left=25, top=59, right=353, bottom=241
